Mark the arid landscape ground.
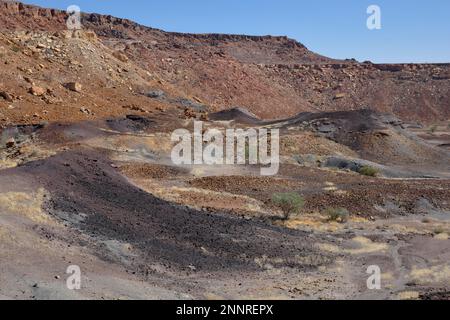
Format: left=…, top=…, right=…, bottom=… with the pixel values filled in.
left=0, top=1, right=449, bottom=300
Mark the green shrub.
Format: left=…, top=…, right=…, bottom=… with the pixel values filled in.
left=271, top=192, right=304, bottom=220
left=358, top=165, right=378, bottom=177
left=428, top=125, right=438, bottom=134
left=10, top=46, right=20, bottom=53
left=325, top=207, right=349, bottom=223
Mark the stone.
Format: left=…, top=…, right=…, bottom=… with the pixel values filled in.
left=80, top=107, right=93, bottom=115
left=5, top=138, right=15, bottom=148
left=146, top=90, right=165, bottom=98
left=334, top=93, right=346, bottom=99
left=29, top=85, right=46, bottom=96
left=23, top=76, right=34, bottom=84
left=0, top=91, right=13, bottom=102
left=184, top=108, right=196, bottom=119
left=65, top=82, right=82, bottom=93
left=81, top=30, right=98, bottom=42
left=317, top=124, right=337, bottom=134
left=176, top=98, right=208, bottom=112
left=112, top=51, right=129, bottom=63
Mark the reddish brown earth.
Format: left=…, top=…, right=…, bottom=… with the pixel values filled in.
left=0, top=1, right=449, bottom=122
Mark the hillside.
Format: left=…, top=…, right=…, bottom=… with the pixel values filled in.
left=0, top=1, right=449, bottom=122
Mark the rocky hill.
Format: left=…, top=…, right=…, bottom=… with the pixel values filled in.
left=0, top=0, right=449, bottom=123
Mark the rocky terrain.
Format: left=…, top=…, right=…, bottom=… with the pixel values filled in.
left=0, top=1, right=449, bottom=300
left=1, top=1, right=450, bottom=122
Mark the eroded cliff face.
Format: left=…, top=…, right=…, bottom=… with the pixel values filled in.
left=1, top=1, right=449, bottom=122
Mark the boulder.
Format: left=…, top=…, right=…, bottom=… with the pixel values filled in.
left=112, top=51, right=129, bottom=63
left=5, top=138, right=15, bottom=149
left=333, top=93, right=346, bottom=100
left=0, top=91, right=13, bottom=102
left=29, top=85, right=46, bottom=96
left=65, top=82, right=82, bottom=93
left=176, top=98, right=208, bottom=112
left=146, top=90, right=165, bottom=98
left=317, top=124, right=337, bottom=134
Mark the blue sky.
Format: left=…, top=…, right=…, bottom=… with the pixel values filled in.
left=23, top=0, right=450, bottom=63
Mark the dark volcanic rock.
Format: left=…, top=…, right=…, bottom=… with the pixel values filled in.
left=1, top=149, right=332, bottom=273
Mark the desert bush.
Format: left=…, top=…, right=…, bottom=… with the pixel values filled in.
left=428, top=124, right=438, bottom=134
left=271, top=192, right=304, bottom=220
left=421, top=217, right=431, bottom=224
left=10, top=46, right=20, bottom=53
left=325, top=207, right=349, bottom=223
left=358, top=165, right=378, bottom=177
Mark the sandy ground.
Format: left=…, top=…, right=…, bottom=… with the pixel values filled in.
left=1, top=114, right=449, bottom=300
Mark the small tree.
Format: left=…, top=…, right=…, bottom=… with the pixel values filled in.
left=272, top=192, right=304, bottom=220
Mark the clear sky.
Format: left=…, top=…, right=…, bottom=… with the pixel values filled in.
left=23, top=0, right=450, bottom=63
